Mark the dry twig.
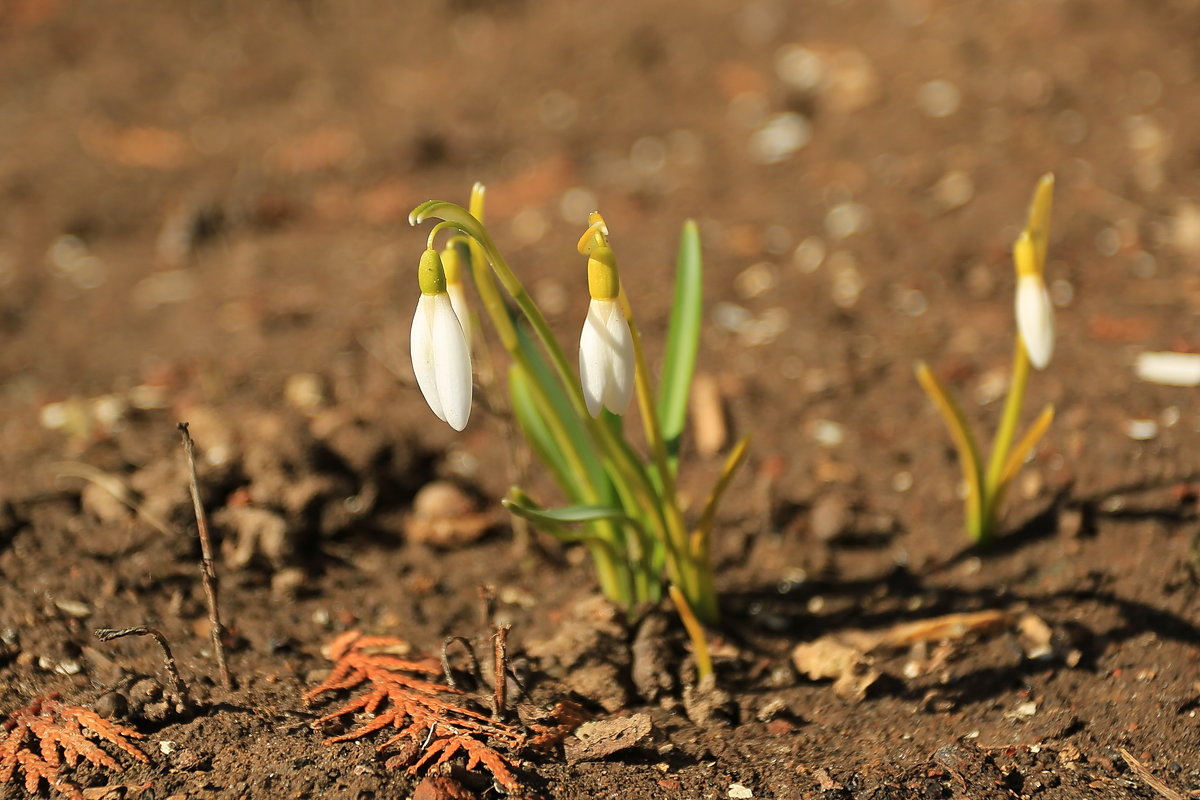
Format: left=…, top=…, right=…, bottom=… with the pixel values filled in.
left=1119, top=748, right=1186, bottom=800
left=94, top=626, right=193, bottom=714
left=0, top=693, right=149, bottom=800
left=305, top=630, right=581, bottom=796
left=178, top=422, right=232, bottom=690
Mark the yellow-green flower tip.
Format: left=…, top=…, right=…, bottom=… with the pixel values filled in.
left=577, top=216, right=610, bottom=256
left=440, top=243, right=464, bottom=286
left=417, top=248, right=447, bottom=295
left=1013, top=230, right=1039, bottom=278
left=587, top=246, right=620, bottom=301
left=1026, top=173, right=1054, bottom=265
left=1027, top=173, right=1055, bottom=232
left=469, top=182, right=486, bottom=221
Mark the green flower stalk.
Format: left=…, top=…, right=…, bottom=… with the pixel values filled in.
left=407, top=188, right=748, bottom=679
left=916, top=174, right=1057, bottom=545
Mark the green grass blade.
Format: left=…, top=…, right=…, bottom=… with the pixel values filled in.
left=915, top=361, right=986, bottom=541
left=656, top=220, right=703, bottom=472
left=998, top=404, right=1054, bottom=494
left=502, top=498, right=635, bottom=527
left=692, top=434, right=751, bottom=557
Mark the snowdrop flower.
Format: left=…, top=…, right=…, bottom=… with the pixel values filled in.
left=411, top=248, right=473, bottom=430
left=578, top=246, right=634, bottom=417
left=1013, top=230, right=1053, bottom=370
left=440, top=242, right=473, bottom=346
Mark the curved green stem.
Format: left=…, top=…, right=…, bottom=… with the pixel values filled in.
left=982, top=339, right=1030, bottom=541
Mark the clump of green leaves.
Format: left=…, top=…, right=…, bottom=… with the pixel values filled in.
left=408, top=186, right=747, bottom=677
left=917, top=174, right=1056, bottom=545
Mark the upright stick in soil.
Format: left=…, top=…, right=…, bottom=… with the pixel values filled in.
left=178, top=422, right=232, bottom=690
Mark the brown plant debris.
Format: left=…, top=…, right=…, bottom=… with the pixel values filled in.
left=305, top=630, right=583, bottom=796
left=0, top=693, right=149, bottom=800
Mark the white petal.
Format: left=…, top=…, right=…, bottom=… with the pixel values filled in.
left=429, top=293, right=473, bottom=431
left=410, top=294, right=446, bottom=423
left=601, top=301, right=634, bottom=415
left=1015, top=274, right=1054, bottom=370
left=579, top=299, right=610, bottom=418
left=447, top=283, right=472, bottom=346
left=1135, top=351, right=1200, bottom=387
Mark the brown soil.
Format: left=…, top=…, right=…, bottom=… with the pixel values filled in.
left=3, top=1, right=1200, bottom=798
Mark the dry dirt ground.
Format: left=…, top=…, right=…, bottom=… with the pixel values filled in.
left=2, top=1, right=1200, bottom=798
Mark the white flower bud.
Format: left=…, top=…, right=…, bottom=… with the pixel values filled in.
left=1015, top=273, right=1054, bottom=370
left=411, top=291, right=473, bottom=430
left=578, top=297, right=634, bottom=417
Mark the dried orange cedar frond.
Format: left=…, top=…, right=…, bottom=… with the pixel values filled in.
left=305, top=630, right=582, bottom=796
left=1, top=693, right=149, bottom=800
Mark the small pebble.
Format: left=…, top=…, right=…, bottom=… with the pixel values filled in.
left=830, top=258, right=864, bottom=308
left=793, top=236, right=826, bottom=273
left=284, top=373, right=328, bottom=413
left=1124, top=419, right=1159, bottom=440
left=748, top=113, right=812, bottom=164
left=931, top=170, right=974, bottom=212
left=734, top=262, right=778, bottom=299
left=824, top=202, right=869, bottom=239
left=775, top=44, right=823, bottom=90
left=713, top=302, right=753, bottom=333
left=811, top=419, right=845, bottom=447
left=54, top=599, right=92, bottom=618
left=728, top=783, right=754, bottom=799
left=917, top=79, right=961, bottom=118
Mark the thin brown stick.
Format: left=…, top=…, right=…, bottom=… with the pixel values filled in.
left=491, top=624, right=510, bottom=720
left=94, top=626, right=192, bottom=712
left=478, top=584, right=497, bottom=630
left=178, top=422, right=232, bottom=690
left=440, top=635, right=482, bottom=690
left=1119, top=748, right=1186, bottom=800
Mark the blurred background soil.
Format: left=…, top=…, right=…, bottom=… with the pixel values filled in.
left=2, top=1, right=1200, bottom=798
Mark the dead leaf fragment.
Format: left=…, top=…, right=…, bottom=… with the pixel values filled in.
left=690, top=373, right=727, bottom=457
left=1017, top=613, right=1054, bottom=660
left=867, top=609, right=1011, bottom=650
left=791, top=637, right=879, bottom=703
left=564, top=713, right=653, bottom=763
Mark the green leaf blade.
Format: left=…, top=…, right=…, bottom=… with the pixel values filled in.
left=656, top=220, right=703, bottom=471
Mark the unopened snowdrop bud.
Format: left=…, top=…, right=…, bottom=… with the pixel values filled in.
left=1013, top=232, right=1054, bottom=370
left=579, top=246, right=634, bottom=417
left=411, top=248, right=473, bottom=431
left=440, top=242, right=472, bottom=345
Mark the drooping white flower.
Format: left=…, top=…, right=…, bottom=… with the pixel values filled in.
left=1015, top=272, right=1054, bottom=370
left=579, top=296, right=634, bottom=417
left=440, top=243, right=473, bottom=346
left=446, top=281, right=472, bottom=346
left=410, top=249, right=473, bottom=430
